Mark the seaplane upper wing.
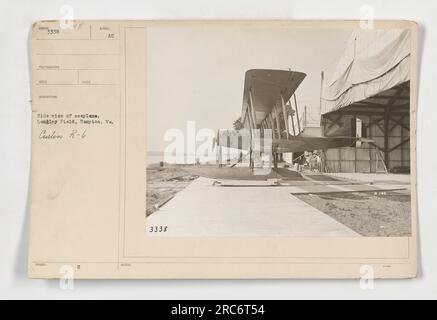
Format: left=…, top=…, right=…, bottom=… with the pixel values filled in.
left=241, top=69, right=306, bottom=127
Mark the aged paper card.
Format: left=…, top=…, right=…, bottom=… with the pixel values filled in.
left=29, top=20, right=418, bottom=279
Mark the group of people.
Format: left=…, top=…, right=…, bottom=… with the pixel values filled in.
left=295, top=150, right=322, bottom=172
left=307, top=151, right=323, bottom=172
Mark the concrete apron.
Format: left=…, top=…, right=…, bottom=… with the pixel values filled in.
left=146, top=177, right=360, bottom=237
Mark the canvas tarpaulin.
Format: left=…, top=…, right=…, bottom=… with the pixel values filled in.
left=322, top=29, right=410, bottom=113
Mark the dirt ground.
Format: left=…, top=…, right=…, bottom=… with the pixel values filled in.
left=296, top=191, right=411, bottom=237
left=146, top=165, right=198, bottom=216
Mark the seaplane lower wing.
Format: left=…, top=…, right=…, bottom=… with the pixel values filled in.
left=216, top=130, right=357, bottom=153
left=272, top=136, right=357, bottom=153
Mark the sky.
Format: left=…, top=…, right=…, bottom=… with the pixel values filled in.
left=146, top=26, right=353, bottom=153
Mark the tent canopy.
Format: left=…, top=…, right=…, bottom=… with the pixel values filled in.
left=322, top=29, right=411, bottom=114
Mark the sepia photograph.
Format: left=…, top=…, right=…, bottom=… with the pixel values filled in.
left=146, top=25, right=412, bottom=237
left=3, top=0, right=436, bottom=300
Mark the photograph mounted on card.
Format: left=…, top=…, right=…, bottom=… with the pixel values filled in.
left=28, top=20, right=418, bottom=279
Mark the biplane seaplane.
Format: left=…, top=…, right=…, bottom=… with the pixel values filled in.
left=216, top=69, right=356, bottom=169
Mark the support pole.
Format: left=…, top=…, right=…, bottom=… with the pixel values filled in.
left=294, top=94, right=301, bottom=134
left=280, top=95, right=290, bottom=139
left=248, top=90, right=260, bottom=170
left=273, top=153, right=278, bottom=169
left=269, top=114, right=276, bottom=139
left=319, top=71, right=324, bottom=115
left=289, top=103, right=296, bottom=137
left=246, top=105, right=254, bottom=170
left=274, top=106, right=282, bottom=139
left=384, top=106, right=390, bottom=170
left=400, top=116, right=404, bottom=166
left=248, top=90, right=257, bottom=130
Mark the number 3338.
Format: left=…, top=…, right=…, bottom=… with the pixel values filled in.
left=148, top=225, right=168, bottom=233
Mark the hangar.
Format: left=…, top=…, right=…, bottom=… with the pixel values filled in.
left=320, top=29, right=411, bottom=173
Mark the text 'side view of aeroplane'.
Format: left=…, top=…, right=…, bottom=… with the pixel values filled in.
left=216, top=69, right=357, bottom=169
